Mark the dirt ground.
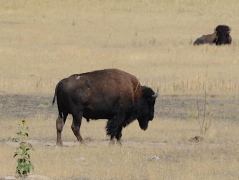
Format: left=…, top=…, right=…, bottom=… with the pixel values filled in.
left=0, top=93, right=238, bottom=121
left=0, top=93, right=238, bottom=179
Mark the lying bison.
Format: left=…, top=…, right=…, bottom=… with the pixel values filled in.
left=193, top=25, right=231, bottom=45
left=52, top=69, right=158, bottom=146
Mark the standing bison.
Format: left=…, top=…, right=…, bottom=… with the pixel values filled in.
left=52, top=69, right=158, bottom=146
left=193, top=25, right=232, bottom=45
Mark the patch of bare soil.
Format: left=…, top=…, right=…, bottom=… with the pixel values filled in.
left=157, top=95, right=239, bottom=121
left=0, top=94, right=55, bottom=119
left=0, top=93, right=238, bottom=121
left=0, top=137, right=226, bottom=150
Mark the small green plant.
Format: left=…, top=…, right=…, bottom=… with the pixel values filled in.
left=13, top=120, right=34, bottom=177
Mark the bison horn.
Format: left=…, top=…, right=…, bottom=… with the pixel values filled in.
left=152, top=88, right=159, bottom=98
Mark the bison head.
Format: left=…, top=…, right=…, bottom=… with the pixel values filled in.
left=214, top=25, right=231, bottom=45
left=137, top=86, right=158, bottom=130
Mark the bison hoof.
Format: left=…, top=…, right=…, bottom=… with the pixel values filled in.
left=79, top=140, right=85, bottom=144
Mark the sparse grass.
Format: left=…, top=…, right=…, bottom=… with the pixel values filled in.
left=0, top=0, right=239, bottom=179
left=0, top=0, right=238, bottom=95
left=0, top=118, right=239, bottom=179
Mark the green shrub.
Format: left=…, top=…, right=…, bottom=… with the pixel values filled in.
left=13, top=120, right=34, bottom=177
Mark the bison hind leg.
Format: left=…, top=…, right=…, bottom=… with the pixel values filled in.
left=56, top=112, right=68, bottom=146
left=71, top=112, right=84, bottom=143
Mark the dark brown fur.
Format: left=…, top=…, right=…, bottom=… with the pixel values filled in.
left=193, top=25, right=232, bottom=45
left=53, top=69, right=158, bottom=145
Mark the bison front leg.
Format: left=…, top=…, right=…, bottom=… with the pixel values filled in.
left=106, top=116, right=124, bottom=145
left=106, top=118, right=118, bottom=144
left=71, top=112, right=84, bottom=143
left=115, top=126, right=123, bottom=145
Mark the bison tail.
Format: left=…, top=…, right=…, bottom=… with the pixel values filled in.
left=52, top=81, right=60, bottom=106
left=52, top=94, right=56, bottom=105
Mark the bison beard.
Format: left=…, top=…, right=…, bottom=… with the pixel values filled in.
left=52, top=69, right=158, bottom=146
left=193, top=25, right=231, bottom=45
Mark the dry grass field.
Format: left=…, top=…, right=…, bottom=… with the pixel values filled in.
left=0, top=0, right=239, bottom=179
left=0, top=118, right=239, bottom=180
